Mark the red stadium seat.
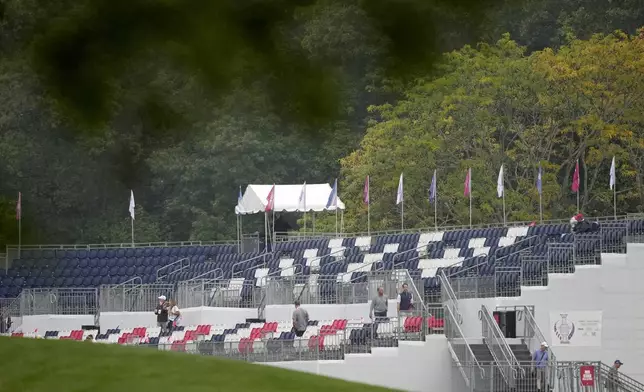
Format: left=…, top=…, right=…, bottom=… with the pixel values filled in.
left=238, top=338, right=255, bottom=354
left=428, top=316, right=444, bottom=329
left=404, top=317, right=422, bottom=332
left=11, top=332, right=23, bottom=338
left=308, top=335, right=323, bottom=351
left=261, top=322, right=277, bottom=333
left=171, top=340, right=186, bottom=352
left=184, top=330, right=198, bottom=341
left=196, top=325, right=211, bottom=336
left=331, top=319, right=347, bottom=330
left=132, top=327, right=147, bottom=338
left=70, top=330, right=84, bottom=340
left=250, top=328, right=263, bottom=340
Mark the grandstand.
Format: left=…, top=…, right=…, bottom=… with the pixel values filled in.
left=3, top=216, right=644, bottom=391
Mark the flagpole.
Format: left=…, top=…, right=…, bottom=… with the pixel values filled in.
left=335, top=207, right=338, bottom=237
left=264, top=212, right=268, bottom=250
left=469, top=169, right=472, bottom=228
left=434, top=171, right=438, bottom=231
left=401, top=198, right=404, bottom=231
left=272, top=209, right=275, bottom=248
left=539, top=192, right=543, bottom=224
left=576, top=160, right=580, bottom=213
left=613, top=183, right=617, bottom=220
left=341, top=210, right=344, bottom=234
left=502, top=187, right=506, bottom=227
left=367, top=202, right=371, bottom=236
left=131, top=217, right=134, bottom=247
left=18, top=193, right=22, bottom=259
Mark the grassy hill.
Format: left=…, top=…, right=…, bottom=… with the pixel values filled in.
left=0, top=337, right=396, bottom=392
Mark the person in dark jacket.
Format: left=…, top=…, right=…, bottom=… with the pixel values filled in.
left=155, top=295, right=169, bottom=333
left=397, top=283, right=414, bottom=314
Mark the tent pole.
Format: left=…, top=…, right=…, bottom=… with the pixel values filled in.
left=341, top=210, right=344, bottom=235
left=312, top=212, right=316, bottom=236
left=264, top=212, right=268, bottom=252
left=272, top=209, right=275, bottom=249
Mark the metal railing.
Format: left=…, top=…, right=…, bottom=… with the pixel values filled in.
left=177, top=279, right=259, bottom=308
left=444, top=303, right=484, bottom=389
left=232, top=253, right=271, bottom=279
left=19, top=288, right=98, bottom=316
left=99, top=283, right=175, bottom=312
left=439, top=270, right=462, bottom=324
left=480, top=305, right=521, bottom=387
left=156, top=257, right=191, bottom=282
left=275, top=214, right=632, bottom=242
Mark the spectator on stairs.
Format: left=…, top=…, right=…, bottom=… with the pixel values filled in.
left=606, top=360, right=623, bottom=392
left=155, top=295, right=169, bottom=333
left=533, top=342, right=549, bottom=392
left=168, top=299, right=181, bottom=330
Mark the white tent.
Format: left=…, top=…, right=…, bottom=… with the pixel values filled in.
left=235, top=183, right=345, bottom=215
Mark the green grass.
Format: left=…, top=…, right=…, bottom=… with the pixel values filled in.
left=0, top=337, right=396, bottom=392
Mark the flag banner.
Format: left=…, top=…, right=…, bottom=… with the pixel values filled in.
left=326, top=179, right=338, bottom=208
left=265, top=185, right=275, bottom=212
left=363, top=176, right=370, bottom=205
left=129, top=190, right=135, bottom=220
left=298, top=182, right=307, bottom=210
left=609, top=157, right=616, bottom=190
left=497, top=165, right=504, bottom=198
left=429, top=170, right=437, bottom=203
left=537, top=164, right=542, bottom=195
left=396, top=173, right=404, bottom=205
left=572, top=161, right=580, bottom=192
left=16, top=192, right=21, bottom=221
left=464, top=168, right=471, bottom=197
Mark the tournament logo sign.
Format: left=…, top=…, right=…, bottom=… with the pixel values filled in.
left=553, top=313, right=575, bottom=345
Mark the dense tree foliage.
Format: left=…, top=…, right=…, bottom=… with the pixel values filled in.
left=0, top=0, right=643, bottom=246
left=324, top=32, right=644, bottom=232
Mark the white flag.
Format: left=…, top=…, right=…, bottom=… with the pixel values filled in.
left=497, top=165, right=504, bottom=198
left=298, top=182, right=307, bottom=211
left=609, top=157, right=616, bottom=190
left=396, top=173, right=404, bottom=205
left=129, top=190, right=135, bottom=220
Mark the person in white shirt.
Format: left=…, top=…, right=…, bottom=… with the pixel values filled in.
left=168, top=299, right=181, bottom=330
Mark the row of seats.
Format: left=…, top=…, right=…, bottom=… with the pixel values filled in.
left=1, top=220, right=640, bottom=300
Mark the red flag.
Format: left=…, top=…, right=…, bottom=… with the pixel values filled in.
left=464, top=168, right=471, bottom=197
left=16, top=192, right=21, bottom=220
left=265, top=185, right=275, bottom=212
left=571, top=161, right=580, bottom=192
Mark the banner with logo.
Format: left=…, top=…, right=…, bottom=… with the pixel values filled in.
left=579, top=365, right=596, bottom=386
left=549, top=311, right=602, bottom=346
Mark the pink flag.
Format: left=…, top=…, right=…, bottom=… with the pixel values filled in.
left=363, top=176, right=370, bottom=205
left=16, top=192, right=21, bottom=220
left=571, top=161, right=580, bottom=192
left=265, top=185, right=275, bottom=212
left=464, top=168, right=471, bottom=197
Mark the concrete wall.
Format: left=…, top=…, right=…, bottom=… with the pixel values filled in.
left=21, top=314, right=95, bottom=333
left=263, top=335, right=461, bottom=392
left=265, top=301, right=398, bottom=322
left=456, top=244, right=644, bottom=382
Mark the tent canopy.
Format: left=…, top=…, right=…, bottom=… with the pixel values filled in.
left=235, top=184, right=345, bottom=215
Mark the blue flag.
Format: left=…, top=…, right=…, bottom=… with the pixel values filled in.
left=537, top=165, right=542, bottom=195
left=326, top=179, right=338, bottom=208
left=429, top=170, right=437, bottom=204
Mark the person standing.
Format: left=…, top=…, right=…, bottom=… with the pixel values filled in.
left=292, top=301, right=309, bottom=337
left=606, top=360, right=623, bottom=392
left=533, top=342, right=549, bottom=392
left=370, top=287, right=388, bottom=321
left=397, top=283, right=414, bottom=314
left=168, top=299, right=181, bottom=330
left=155, top=295, right=169, bottom=333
